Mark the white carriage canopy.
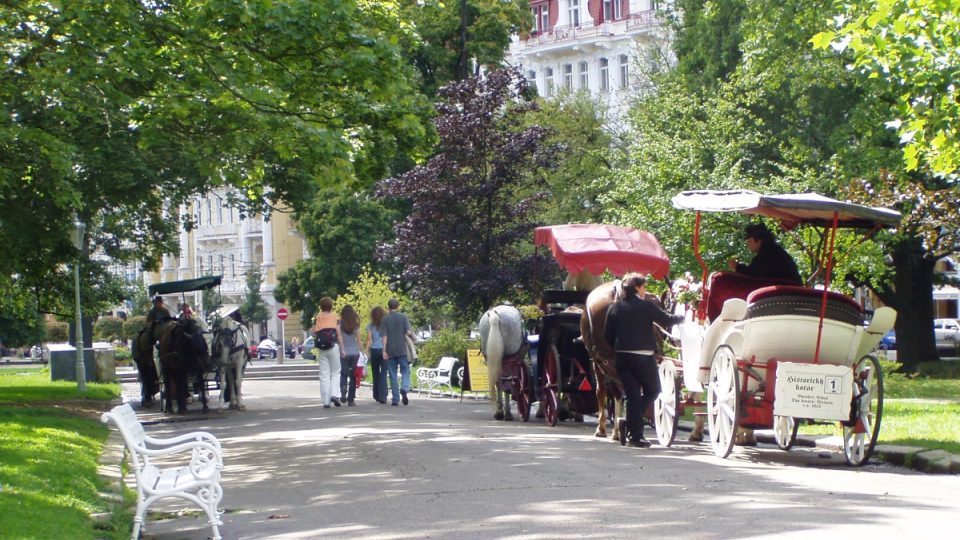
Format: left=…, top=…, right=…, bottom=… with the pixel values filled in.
left=671, top=190, right=901, bottom=229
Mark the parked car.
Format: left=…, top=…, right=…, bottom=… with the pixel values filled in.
left=934, top=318, right=960, bottom=349
left=301, top=336, right=315, bottom=360
left=256, top=338, right=279, bottom=360
left=879, top=330, right=896, bottom=351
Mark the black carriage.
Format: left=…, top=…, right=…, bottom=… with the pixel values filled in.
left=146, top=275, right=224, bottom=408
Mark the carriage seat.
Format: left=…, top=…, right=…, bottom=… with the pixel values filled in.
left=745, top=285, right=863, bottom=326
left=705, top=272, right=799, bottom=323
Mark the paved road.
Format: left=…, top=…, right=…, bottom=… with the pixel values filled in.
left=126, top=379, right=960, bottom=540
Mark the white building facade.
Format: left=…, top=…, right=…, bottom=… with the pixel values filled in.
left=506, top=0, right=668, bottom=123
left=145, top=190, right=308, bottom=344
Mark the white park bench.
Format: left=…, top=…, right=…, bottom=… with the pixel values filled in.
left=416, top=356, right=459, bottom=397
left=101, top=403, right=224, bottom=540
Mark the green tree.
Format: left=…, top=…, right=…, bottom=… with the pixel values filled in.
left=94, top=316, right=124, bottom=342
left=399, top=0, right=532, bottom=96
left=523, top=92, right=622, bottom=225
left=239, top=271, right=270, bottom=326
left=122, top=316, right=147, bottom=342
left=333, top=266, right=412, bottom=345
left=812, top=0, right=960, bottom=178
left=1, top=0, right=430, bottom=324
left=378, top=69, right=557, bottom=315
left=275, top=190, right=396, bottom=328
left=668, top=0, right=748, bottom=91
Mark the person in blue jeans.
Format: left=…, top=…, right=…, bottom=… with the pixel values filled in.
left=364, top=306, right=388, bottom=404
left=381, top=298, right=414, bottom=406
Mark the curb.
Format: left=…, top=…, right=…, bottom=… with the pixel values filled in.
left=678, top=421, right=959, bottom=474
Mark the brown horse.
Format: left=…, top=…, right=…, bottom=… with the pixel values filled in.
left=580, top=281, right=624, bottom=439
left=131, top=322, right=171, bottom=407
left=157, top=318, right=212, bottom=414
left=581, top=281, right=672, bottom=441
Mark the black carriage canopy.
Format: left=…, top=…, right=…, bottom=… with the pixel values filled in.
left=147, top=275, right=223, bottom=296
left=671, top=190, right=901, bottom=229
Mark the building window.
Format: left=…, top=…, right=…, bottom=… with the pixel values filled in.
left=205, top=198, right=212, bottom=222
left=569, top=0, right=580, bottom=27
left=230, top=254, right=236, bottom=277
left=619, top=54, right=629, bottom=89
left=603, top=0, right=612, bottom=20
left=578, top=61, right=589, bottom=89
left=219, top=254, right=225, bottom=274
left=545, top=67, right=554, bottom=96
left=599, top=58, right=609, bottom=93
left=614, top=0, right=623, bottom=19
left=533, top=4, right=549, bottom=33
left=217, top=198, right=223, bottom=224
left=207, top=255, right=213, bottom=275
left=563, top=64, right=573, bottom=90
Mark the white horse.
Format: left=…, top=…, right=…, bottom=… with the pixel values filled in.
left=479, top=305, right=525, bottom=421
left=210, top=317, right=251, bottom=411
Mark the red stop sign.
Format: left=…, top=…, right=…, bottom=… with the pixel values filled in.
left=277, top=308, right=289, bottom=320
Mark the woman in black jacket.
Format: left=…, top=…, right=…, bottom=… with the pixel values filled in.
left=604, top=274, right=684, bottom=447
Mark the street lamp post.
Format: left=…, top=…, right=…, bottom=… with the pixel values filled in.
left=72, top=212, right=87, bottom=392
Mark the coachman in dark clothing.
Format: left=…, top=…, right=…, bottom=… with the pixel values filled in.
left=604, top=273, right=685, bottom=448
left=729, top=223, right=802, bottom=285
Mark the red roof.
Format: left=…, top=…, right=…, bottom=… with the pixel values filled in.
left=534, top=224, right=670, bottom=279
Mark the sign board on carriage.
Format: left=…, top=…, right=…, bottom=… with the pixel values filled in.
left=774, top=362, right=853, bottom=421
left=464, top=349, right=489, bottom=393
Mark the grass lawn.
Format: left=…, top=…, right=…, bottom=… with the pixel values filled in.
left=0, top=370, right=126, bottom=539
left=796, top=363, right=960, bottom=454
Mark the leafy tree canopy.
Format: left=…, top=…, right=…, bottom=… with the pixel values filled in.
left=378, top=68, right=557, bottom=315
left=275, top=189, right=396, bottom=327
left=812, top=0, right=960, bottom=178
left=1, top=0, right=430, bottom=320
left=239, top=270, right=270, bottom=326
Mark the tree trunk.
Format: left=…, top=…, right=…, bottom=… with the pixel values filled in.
left=890, top=236, right=940, bottom=372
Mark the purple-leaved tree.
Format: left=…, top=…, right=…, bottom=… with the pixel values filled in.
left=378, top=68, right=558, bottom=316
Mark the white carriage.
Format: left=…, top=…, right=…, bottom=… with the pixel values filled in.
left=654, top=190, right=899, bottom=466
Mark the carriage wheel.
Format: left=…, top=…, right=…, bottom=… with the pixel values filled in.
left=844, top=354, right=883, bottom=466
left=707, top=345, right=739, bottom=459
left=516, top=362, right=531, bottom=423
left=654, top=361, right=680, bottom=447
left=774, top=415, right=799, bottom=451
left=543, top=345, right=560, bottom=427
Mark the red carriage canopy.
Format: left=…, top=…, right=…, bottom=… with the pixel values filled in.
left=534, top=224, right=670, bottom=279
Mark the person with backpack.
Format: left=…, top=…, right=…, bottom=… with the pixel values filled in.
left=311, top=297, right=344, bottom=408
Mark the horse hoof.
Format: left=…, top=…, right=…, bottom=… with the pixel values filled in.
left=688, top=432, right=704, bottom=443
left=504, top=414, right=514, bottom=421
left=494, top=411, right=505, bottom=421
left=238, top=405, right=246, bottom=411
left=594, top=429, right=607, bottom=438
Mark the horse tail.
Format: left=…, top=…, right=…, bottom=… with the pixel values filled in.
left=484, top=309, right=504, bottom=398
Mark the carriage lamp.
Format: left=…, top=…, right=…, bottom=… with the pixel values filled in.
left=72, top=212, right=87, bottom=392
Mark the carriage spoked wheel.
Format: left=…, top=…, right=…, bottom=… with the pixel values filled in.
left=543, top=345, right=561, bottom=427
left=654, top=361, right=680, bottom=447
left=844, top=354, right=884, bottom=466
left=774, top=415, right=799, bottom=450
left=515, top=362, right=531, bottom=423
left=707, top=345, right=739, bottom=459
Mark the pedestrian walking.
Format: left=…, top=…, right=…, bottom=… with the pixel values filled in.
left=364, top=306, right=388, bottom=404
left=311, top=297, right=344, bottom=408
left=339, top=305, right=362, bottom=406
left=381, top=298, right=414, bottom=406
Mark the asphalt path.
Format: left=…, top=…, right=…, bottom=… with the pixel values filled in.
left=127, top=379, right=960, bottom=540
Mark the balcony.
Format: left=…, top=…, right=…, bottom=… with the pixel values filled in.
left=513, top=11, right=661, bottom=55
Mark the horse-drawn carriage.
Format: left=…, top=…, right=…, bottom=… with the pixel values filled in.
left=133, top=275, right=250, bottom=413
left=480, top=224, right=672, bottom=427
left=660, top=190, right=900, bottom=465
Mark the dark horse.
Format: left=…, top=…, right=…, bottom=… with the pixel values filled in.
left=131, top=323, right=166, bottom=407
left=157, top=318, right=212, bottom=414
